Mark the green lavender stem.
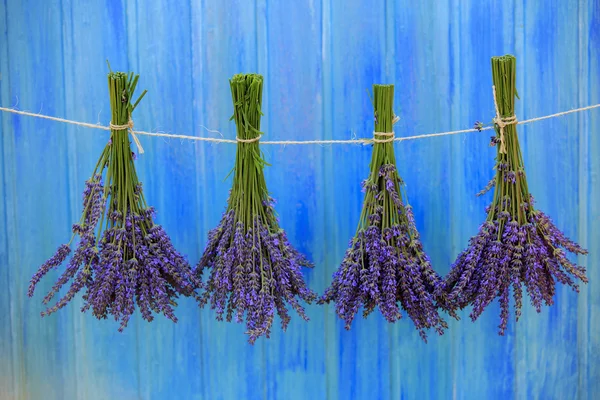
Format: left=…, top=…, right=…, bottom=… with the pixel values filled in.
left=357, top=84, right=410, bottom=236
left=227, top=74, right=275, bottom=231
left=489, top=55, right=531, bottom=235
left=101, top=71, right=147, bottom=250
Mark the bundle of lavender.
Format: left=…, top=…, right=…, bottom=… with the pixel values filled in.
left=319, top=84, right=448, bottom=341
left=196, top=73, right=316, bottom=344
left=28, top=69, right=200, bottom=331
left=444, top=55, right=588, bottom=334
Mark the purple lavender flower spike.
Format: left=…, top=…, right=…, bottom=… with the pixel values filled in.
left=29, top=71, right=199, bottom=330
left=28, top=244, right=71, bottom=298
left=320, top=84, right=448, bottom=341
left=443, top=55, right=587, bottom=334
left=195, top=74, right=316, bottom=344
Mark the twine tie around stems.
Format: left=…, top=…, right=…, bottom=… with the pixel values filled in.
left=492, top=85, right=518, bottom=154
left=372, top=113, right=400, bottom=143
left=236, top=135, right=262, bottom=143
left=109, top=116, right=145, bottom=154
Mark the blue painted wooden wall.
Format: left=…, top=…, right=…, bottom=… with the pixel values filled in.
left=0, top=1, right=598, bottom=399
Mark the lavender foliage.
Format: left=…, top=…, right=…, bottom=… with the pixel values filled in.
left=197, top=203, right=316, bottom=344
left=196, top=73, right=316, bottom=344
left=28, top=71, right=199, bottom=331
left=29, top=165, right=200, bottom=332
left=445, top=197, right=588, bottom=334
left=320, top=164, right=448, bottom=341
left=443, top=55, right=588, bottom=334
left=320, top=84, right=450, bottom=340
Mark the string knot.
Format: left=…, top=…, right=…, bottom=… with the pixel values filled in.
left=372, top=131, right=395, bottom=143
left=492, top=85, right=518, bottom=154
left=370, top=112, right=400, bottom=144
left=236, top=135, right=262, bottom=143
left=109, top=117, right=144, bottom=154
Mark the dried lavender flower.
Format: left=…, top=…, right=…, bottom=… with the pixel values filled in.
left=319, top=84, right=450, bottom=341
left=28, top=69, right=200, bottom=331
left=195, top=74, right=316, bottom=344
left=443, top=55, right=588, bottom=334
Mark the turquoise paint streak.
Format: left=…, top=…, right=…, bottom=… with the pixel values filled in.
left=0, top=0, right=598, bottom=399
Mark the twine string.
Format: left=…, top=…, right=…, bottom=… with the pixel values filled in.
left=109, top=117, right=145, bottom=154
left=0, top=102, right=598, bottom=146
left=492, top=85, right=518, bottom=154
left=236, top=135, right=262, bottom=143
left=372, top=132, right=395, bottom=143
left=372, top=112, right=401, bottom=144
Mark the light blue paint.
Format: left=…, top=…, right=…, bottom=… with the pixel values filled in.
left=0, top=0, right=598, bottom=399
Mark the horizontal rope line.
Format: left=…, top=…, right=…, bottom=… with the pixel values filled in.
left=1, top=103, right=599, bottom=146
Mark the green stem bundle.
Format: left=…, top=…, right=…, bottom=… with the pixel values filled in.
left=29, top=69, right=200, bottom=331
left=320, top=84, right=448, bottom=340
left=197, top=74, right=316, bottom=344
left=444, top=55, right=588, bottom=334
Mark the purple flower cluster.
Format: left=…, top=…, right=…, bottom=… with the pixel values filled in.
left=197, top=201, right=316, bottom=344
left=29, top=177, right=200, bottom=331
left=444, top=196, right=588, bottom=335
left=81, top=207, right=200, bottom=331
left=320, top=165, right=448, bottom=341
left=28, top=176, right=103, bottom=310
left=450, top=54, right=589, bottom=334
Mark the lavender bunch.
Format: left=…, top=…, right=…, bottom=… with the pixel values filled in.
left=196, top=74, right=316, bottom=344
left=444, top=55, right=588, bottom=334
left=319, top=84, right=448, bottom=341
left=28, top=69, right=200, bottom=331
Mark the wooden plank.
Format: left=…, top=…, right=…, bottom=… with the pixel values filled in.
left=259, top=0, right=325, bottom=398
left=388, top=1, right=456, bottom=398
left=2, top=1, right=75, bottom=399
left=0, top=1, right=16, bottom=398
left=517, top=1, right=583, bottom=398
left=578, top=1, right=600, bottom=397
left=59, top=1, right=142, bottom=399
left=447, top=1, right=520, bottom=398
left=189, top=1, right=265, bottom=398
left=123, top=0, right=204, bottom=398
left=320, top=1, right=338, bottom=398
left=576, top=0, right=590, bottom=395
left=324, top=1, right=390, bottom=399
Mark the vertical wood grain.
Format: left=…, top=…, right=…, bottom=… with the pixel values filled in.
left=582, top=1, right=600, bottom=396
left=0, top=1, right=598, bottom=399
left=128, top=0, right=204, bottom=398
left=2, top=1, right=73, bottom=399
left=261, top=0, right=325, bottom=399
left=190, top=1, right=265, bottom=398
left=325, top=1, right=389, bottom=399
left=519, top=2, right=583, bottom=398
left=388, top=1, right=455, bottom=398
left=576, top=0, right=590, bottom=395
left=447, top=1, right=518, bottom=398
left=320, top=0, right=337, bottom=398
left=0, top=0, right=16, bottom=397
left=59, top=2, right=143, bottom=399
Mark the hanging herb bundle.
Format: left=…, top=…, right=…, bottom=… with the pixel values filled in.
left=196, top=73, right=316, bottom=344
left=444, top=55, right=588, bottom=334
left=28, top=68, right=200, bottom=331
left=319, top=84, right=449, bottom=341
